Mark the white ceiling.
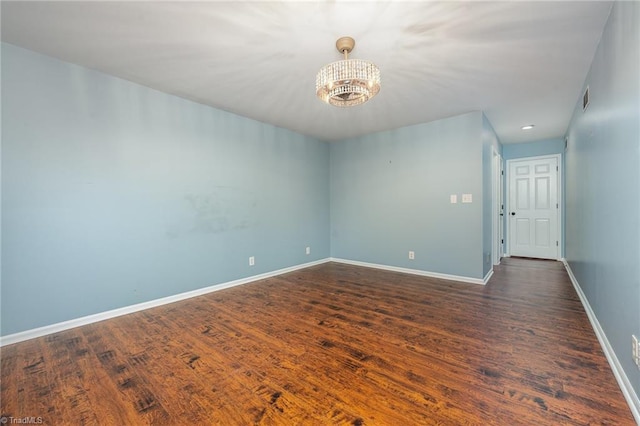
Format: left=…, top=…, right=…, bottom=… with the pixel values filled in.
left=1, top=1, right=612, bottom=144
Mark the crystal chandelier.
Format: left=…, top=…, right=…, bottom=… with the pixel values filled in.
left=316, top=36, right=381, bottom=107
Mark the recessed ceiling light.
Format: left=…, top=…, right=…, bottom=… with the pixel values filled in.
left=521, top=125, right=535, bottom=130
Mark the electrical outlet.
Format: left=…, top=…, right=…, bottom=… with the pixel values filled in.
left=249, top=256, right=255, bottom=266
left=306, top=247, right=311, bottom=255
left=633, top=335, right=640, bottom=368
left=409, top=251, right=415, bottom=260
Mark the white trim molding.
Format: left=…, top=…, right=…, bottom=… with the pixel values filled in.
left=483, top=269, right=494, bottom=285
left=0, top=258, right=331, bottom=347
left=331, top=258, right=489, bottom=285
left=563, top=259, right=640, bottom=423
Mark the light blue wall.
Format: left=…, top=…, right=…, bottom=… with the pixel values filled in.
left=502, top=138, right=565, bottom=160
left=482, top=114, right=501, bottom=276
left=565, top=0, right=640, bottom=397
left=330, top=112, right=486, bottom=279
left=1, top=43, right=330, bottom=335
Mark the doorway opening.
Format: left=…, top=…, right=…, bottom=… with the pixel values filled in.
left=505, top=154, right=561, bottom=260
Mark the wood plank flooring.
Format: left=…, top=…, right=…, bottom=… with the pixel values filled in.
left=0, top=258, right=635, bottom=425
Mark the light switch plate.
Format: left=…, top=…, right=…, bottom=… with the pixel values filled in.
left=450, top=194, right=457, bottom=204
left=462, top=194, right=473, bottom=203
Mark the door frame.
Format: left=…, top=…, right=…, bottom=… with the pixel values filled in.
left=505, top=153, right=562, bottom=260
left=491, top=148, right=504, bottom=265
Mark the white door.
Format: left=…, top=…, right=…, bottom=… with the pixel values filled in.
left=508, top=156, right=559, bottom=259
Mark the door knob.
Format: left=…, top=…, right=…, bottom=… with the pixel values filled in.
left=511, top=212, right=516, bottom=216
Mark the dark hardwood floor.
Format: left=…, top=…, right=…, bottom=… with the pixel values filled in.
left=0, top=258, right=635, bottom=425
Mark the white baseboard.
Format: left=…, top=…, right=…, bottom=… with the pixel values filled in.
left=562, top=259, right=640, bottom=423
left=330, top=257, right=488, bottom=285
left=0, top=258, right=331, bottom=347
left=483, top=268, right=494, bottom=284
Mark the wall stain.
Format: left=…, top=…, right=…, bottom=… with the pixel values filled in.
left=165, top=187, right=257, bottom=238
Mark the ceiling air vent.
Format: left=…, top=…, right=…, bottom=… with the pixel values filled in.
left=582, top=86, right=590, bottom=111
